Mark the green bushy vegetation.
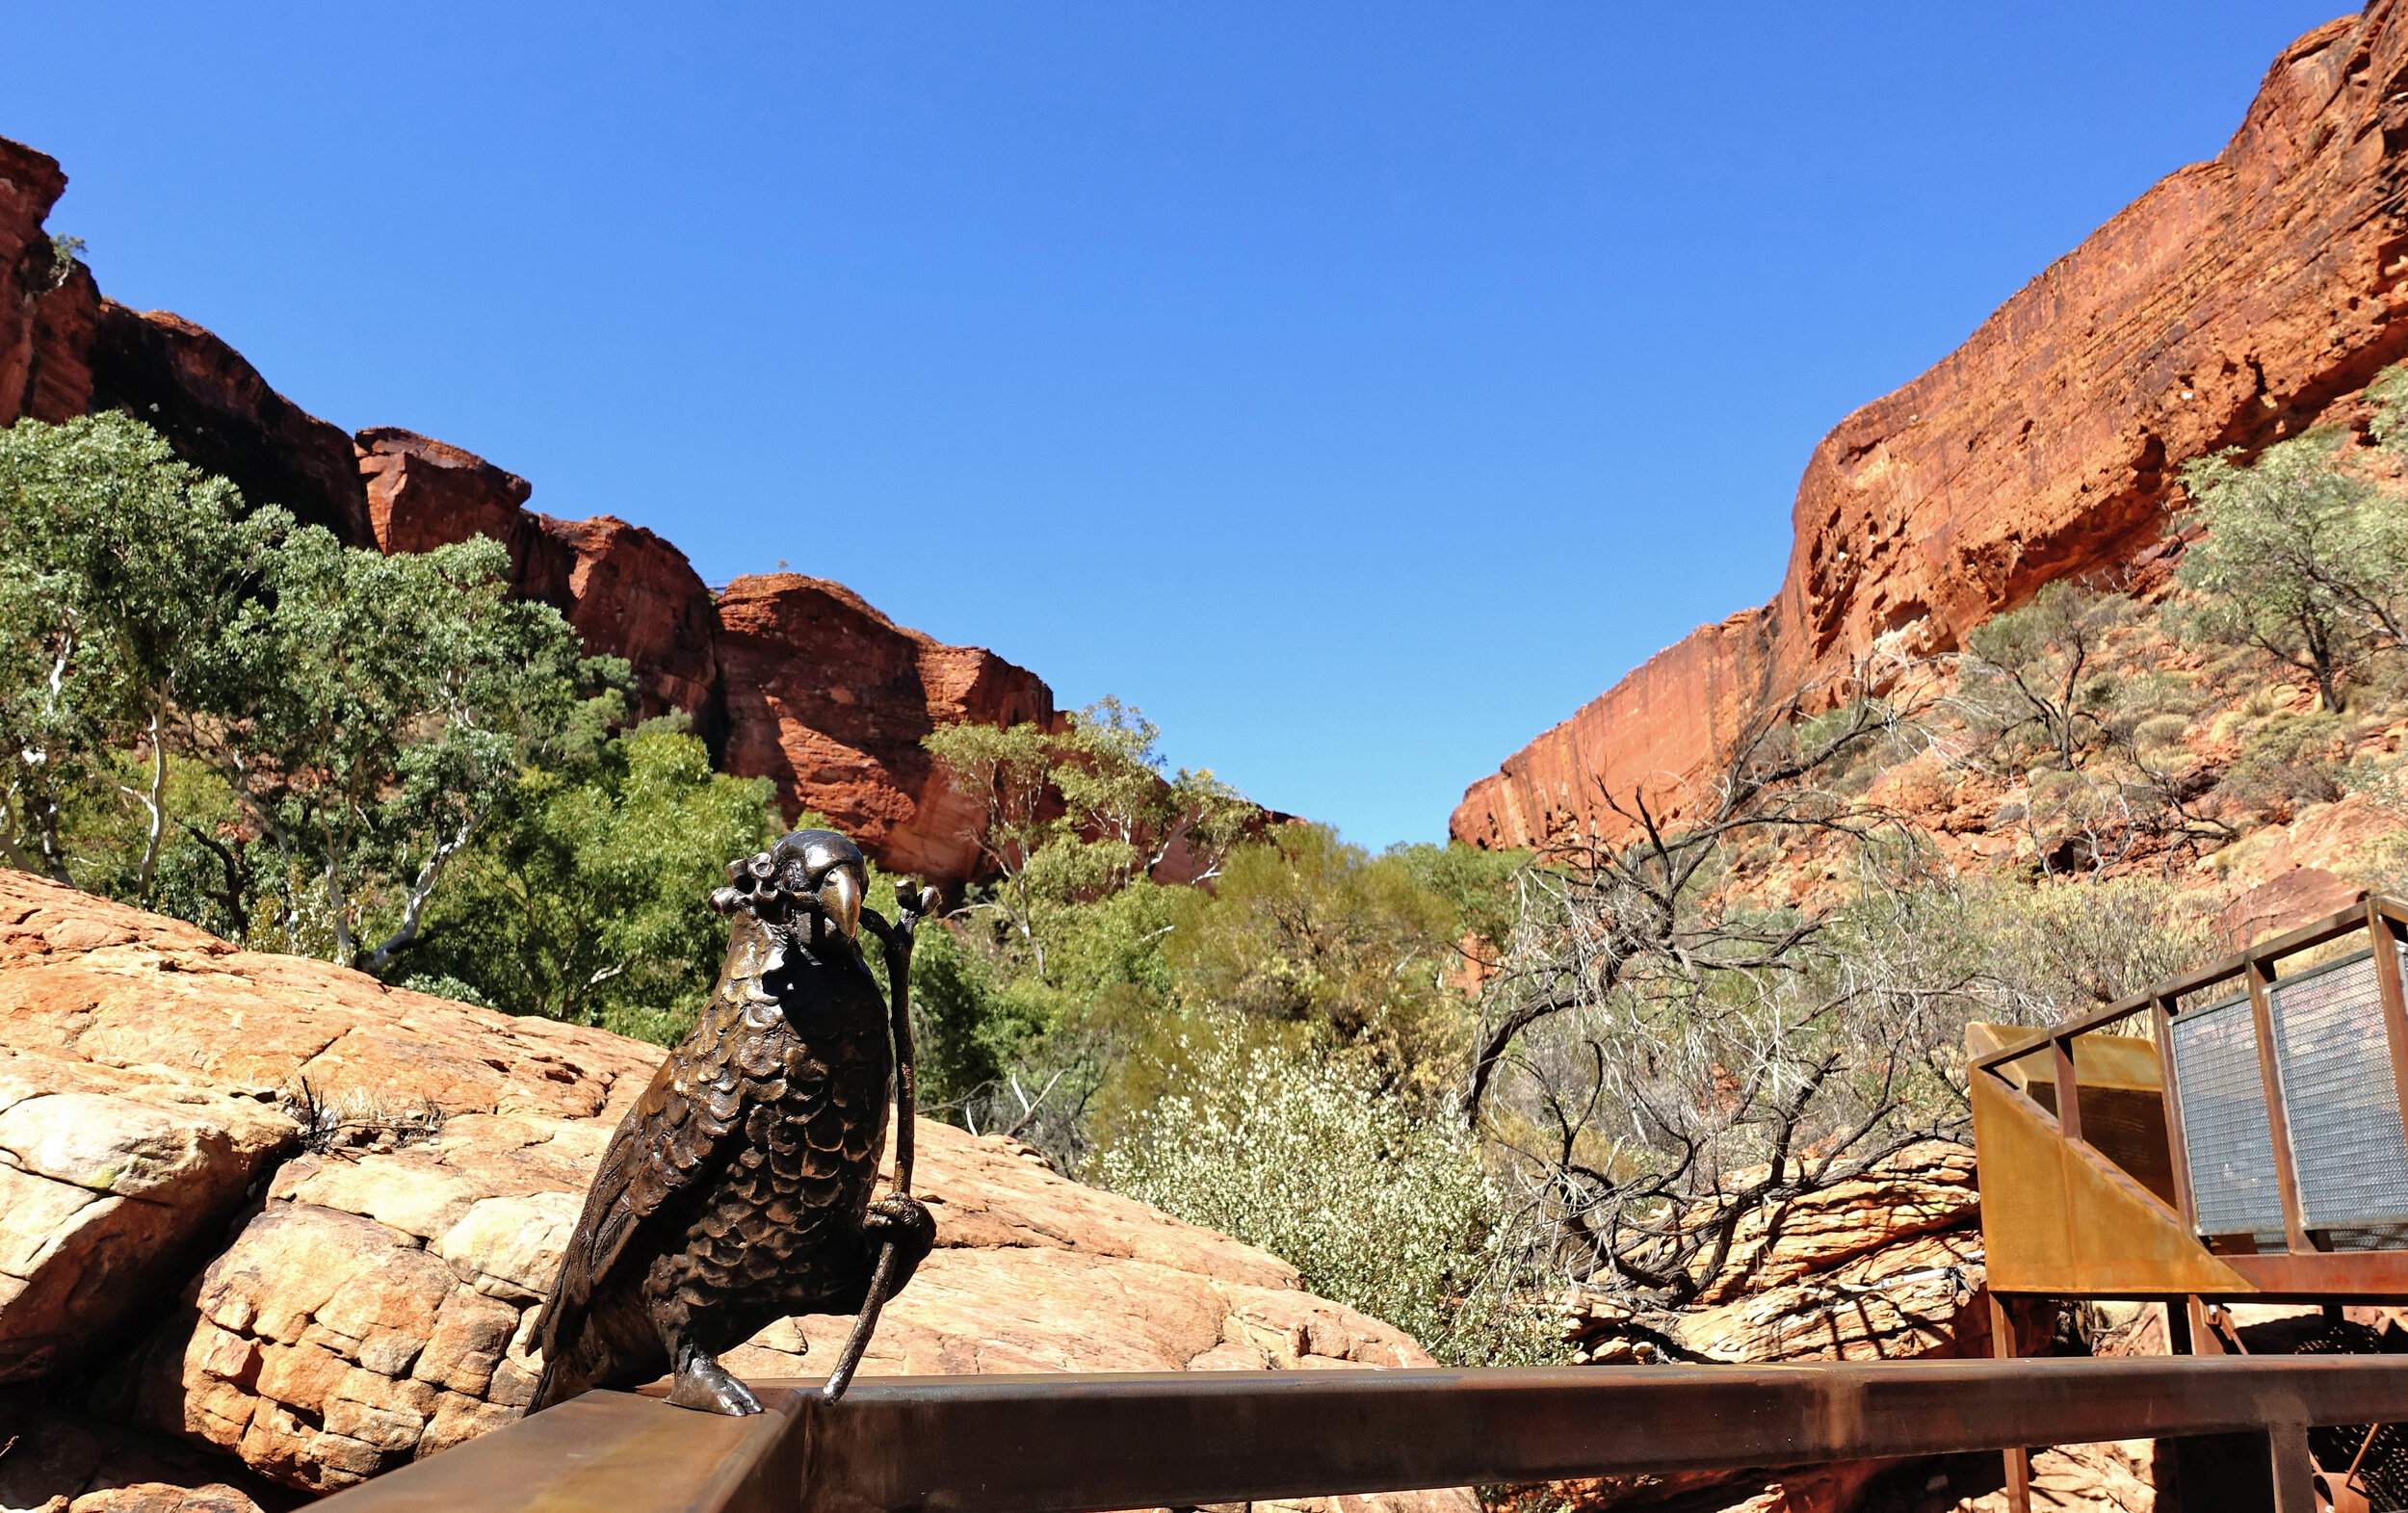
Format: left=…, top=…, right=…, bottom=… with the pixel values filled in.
left=913, top=706, right=1514, bottom=1161
left=0, top=411, right=772, bottom=1033
left=1099, top=1026, right=1553, bottom=1365
left=399, top=716, right=782, bottom=1043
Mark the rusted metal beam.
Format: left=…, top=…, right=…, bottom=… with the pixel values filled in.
left=2222, top=1250, right=2408, bottom=1297
left=2367, top=904, right=2408, bottom=1201
left=2270, top=1423, right=2318, bottom=1513
left=2245, top=957, right=2315, bottom=1255
left=318, top=1358, right=2408, bottom=1513
left=1967, top=897, right=2382, bottom=1082
left=2052, top=1032, right=2083, bottom=1146
left=2152, top=996, right=2200, bottom=1233
left=1987, top=1294, right=2033, bottom=1513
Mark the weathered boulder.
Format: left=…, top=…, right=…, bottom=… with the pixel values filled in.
left=1544, top=1143, right=2015, bottom=1512
left=1456, top=3, right=2408, bottom=850
left=1557, top=1144, right=1989, bottom=1373
left=1688, top=1143, right=1979, bottom=1307
left=0, top=1405, right=296, bottom=1513
left=0, top=973, right=298, bottom=1382
left=0, top=872, right=1470, bottom=1513
left=1673, top=1228, right=1986, bottom=1367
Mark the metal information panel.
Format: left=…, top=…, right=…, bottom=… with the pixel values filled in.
left=2170, top=994, right=2285, bottom=1242
left=2270, top=947, right=2408, bottom=1244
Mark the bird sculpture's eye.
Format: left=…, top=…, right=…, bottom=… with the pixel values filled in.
left=781, top=861, right=813, bottom=895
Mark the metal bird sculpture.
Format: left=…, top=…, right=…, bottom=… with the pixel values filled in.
left=529, top=828, right=937, bottom=1417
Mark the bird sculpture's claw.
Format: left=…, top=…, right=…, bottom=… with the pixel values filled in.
left=863, top=1194, right=936, bottom=1287
left=666, top=1347, right=764, bottom=1416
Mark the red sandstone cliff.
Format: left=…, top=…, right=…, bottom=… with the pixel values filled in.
left=350, top=430, right=1058, bottom=872
left=0, top=135, right=1054, bottom=885
left=0, top=142, right=97, bottom=430
left=716, top=574, right=1057, bottom=882
left=357, top=428, right=725, bottom=730
left=1455, top=6, right=2408, bottom=850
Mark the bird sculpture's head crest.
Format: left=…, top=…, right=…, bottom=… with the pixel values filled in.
left=712, top=828, right=868, bottom=946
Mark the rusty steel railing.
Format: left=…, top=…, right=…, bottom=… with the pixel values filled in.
left=318, top=1356, right=2408, bottom=1513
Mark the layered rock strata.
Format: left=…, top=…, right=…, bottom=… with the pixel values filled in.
left=1456, top=5, right=2408, bottom=850
left=1534, top=1144, right=1994, bottom=1513
left=0, top=872, right=1469, bottom=1513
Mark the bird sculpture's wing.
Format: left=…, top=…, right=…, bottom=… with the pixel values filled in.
left=534, top=922, right=787, bottom=1395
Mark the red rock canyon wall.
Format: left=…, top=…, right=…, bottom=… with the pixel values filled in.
left=0, top=134, right=1050, bottom=885
left=1455, top=6, right=2408, bottom=849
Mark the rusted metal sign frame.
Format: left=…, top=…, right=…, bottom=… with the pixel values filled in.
left=1967, top=892, right=2408, bottom=1296
left=318, top=1357, right=2408, bottom=1513
left=1966, top=895, right=2388, bottom=1069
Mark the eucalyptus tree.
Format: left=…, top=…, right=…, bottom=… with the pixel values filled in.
left=183, top=528, right=591, bottom=971
left=0, top=414, right=282, bottom=895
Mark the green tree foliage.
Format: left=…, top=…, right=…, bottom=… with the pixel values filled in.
left=2176, top=430, right=2395, bottom=712
left=398, top=717, right=781, bottom=1044
left=920, top=699, right=1522, bottom=1171
left=0, top=414, right=281, bottom=893
left=926, top=698, right=1250, bottom=980
left=917, top=700, right=1256, bottom=1154
left=1165, top=824, right=1471, bottom=1103
left=1961, top=582, right=2132, bottom=770
left=182, top=529, right=592, bottom=970
left=1097, top=1027, right=1554, bottom=1366
left=0, top=413, right=594, bottom=973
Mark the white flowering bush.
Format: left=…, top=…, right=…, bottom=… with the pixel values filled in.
left=1097, top=1027, right=1553, bottom=1365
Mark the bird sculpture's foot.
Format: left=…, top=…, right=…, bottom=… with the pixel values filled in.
left=666, top=1347, right=763, bottom=1416
left=863, top=1194, right=937, bottom=1291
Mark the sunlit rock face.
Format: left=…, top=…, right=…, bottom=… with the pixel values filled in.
left=351, top=428, right=1060, bottom=875
left=713, top=571, right=1059, bottom=884
left=1456, top=6, right=2408, bottom=852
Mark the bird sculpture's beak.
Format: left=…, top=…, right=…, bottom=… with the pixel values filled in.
left=817, top=865, right=863, bottom=941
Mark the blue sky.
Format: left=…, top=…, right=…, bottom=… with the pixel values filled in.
left=10, top=2, right=2347, bottom=848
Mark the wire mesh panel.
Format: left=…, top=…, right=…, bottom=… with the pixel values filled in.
left=2270, top=947, right=2408, bottom=1240
left=2169, top=994, right=2285, bottom=1240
